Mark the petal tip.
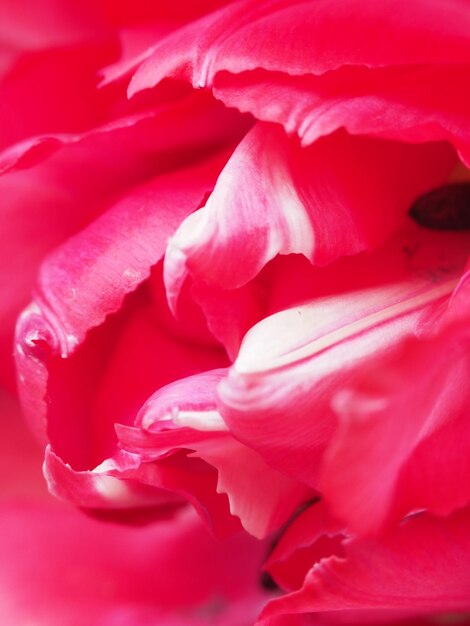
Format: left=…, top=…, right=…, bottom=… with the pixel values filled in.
left=163, top=240, right=189, bottom=316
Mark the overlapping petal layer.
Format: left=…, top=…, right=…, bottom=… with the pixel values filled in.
left=15, top=148, right=228, bottom=439
left=219, top=225, right=470, bottom=499
left=164, top=123, right=453, bottom=306
left=5, top=3, right=470, bottom=624
left=117, top=369, right=313, bottom=538
left=130, top=0, right=470, bottom=163
left=2, top=89, right=245, bottom=388
left=321, top=285, right=470, bottom=534
left=265, top=501, right=345, bottom=592
left=130, top=0, right=470, bottom=95
left=259, top=507, right=470, bottom=624
left=213, top=64, right=470, bottom=161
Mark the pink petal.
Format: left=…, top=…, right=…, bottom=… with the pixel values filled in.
left=190, top=279, right=269, bottom=359
left=14, top=151, right=227, bottom=446
left=108, top=449, right=243, bottom=538
left=219, top=225, right=470, bottom=488
left=0, top=0, right=106, bottom=66
left=0, top=388, right=266, bottom=624
left=164, top=123, right=453, bottom=305
left=45, top=440, right=240, bottom=538
left=321, top=296, right=470, bottom=534
left=35, top=150, right=228, bottom=350
left=133, top=367, right=229, bottom=432
left=0, top=502, right=266, bottom=626
left=17, top=275, right=234, bottom=531
left=26, top=277, right=226, bottom=467
left=214, top=65, right=470, bottom=163
left=120, top=425, right=312, bottom=539
left=1, top=89, right=244, bottom=389
left=193, top=436, right=313, bottom=539
left=129, top=0, right=470, bottom=166
left=119, top=369, right=313, bottom=538
left=17, top=250, right=236, bottom=531
left=44, top=445, right=182, bottom=516
left=0, top=40, right=117, bottom=153
left=127, top=1, right=279, bottom=96
left=129, top=0, right=470, bottom=97
left=259, top=508, right=470, bottom=624
left=99, top=25, right=178, bottom=86
left=265, top=501, right=345, bottom=592
left=0, top=135, right=66, bottom=174
left=0, top=388, right=46, bottom=500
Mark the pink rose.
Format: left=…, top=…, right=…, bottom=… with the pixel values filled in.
left=4, top=0, right=470, bottom=624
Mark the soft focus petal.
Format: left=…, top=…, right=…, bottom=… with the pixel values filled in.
left=0, top=40, right=117, bottom=153
left=0, top=503, right=266, bottom=626
left=0, top=384, right=266, bottom=624
left=0, top=387, right=46, bottom=500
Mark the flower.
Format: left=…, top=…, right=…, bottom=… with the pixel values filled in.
left=4, top=0, right=470, bottom=625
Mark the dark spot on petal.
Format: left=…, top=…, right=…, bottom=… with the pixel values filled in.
left=260, top=570, right=280, bottom=591
left=409, top=182, right=470, bottom=230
